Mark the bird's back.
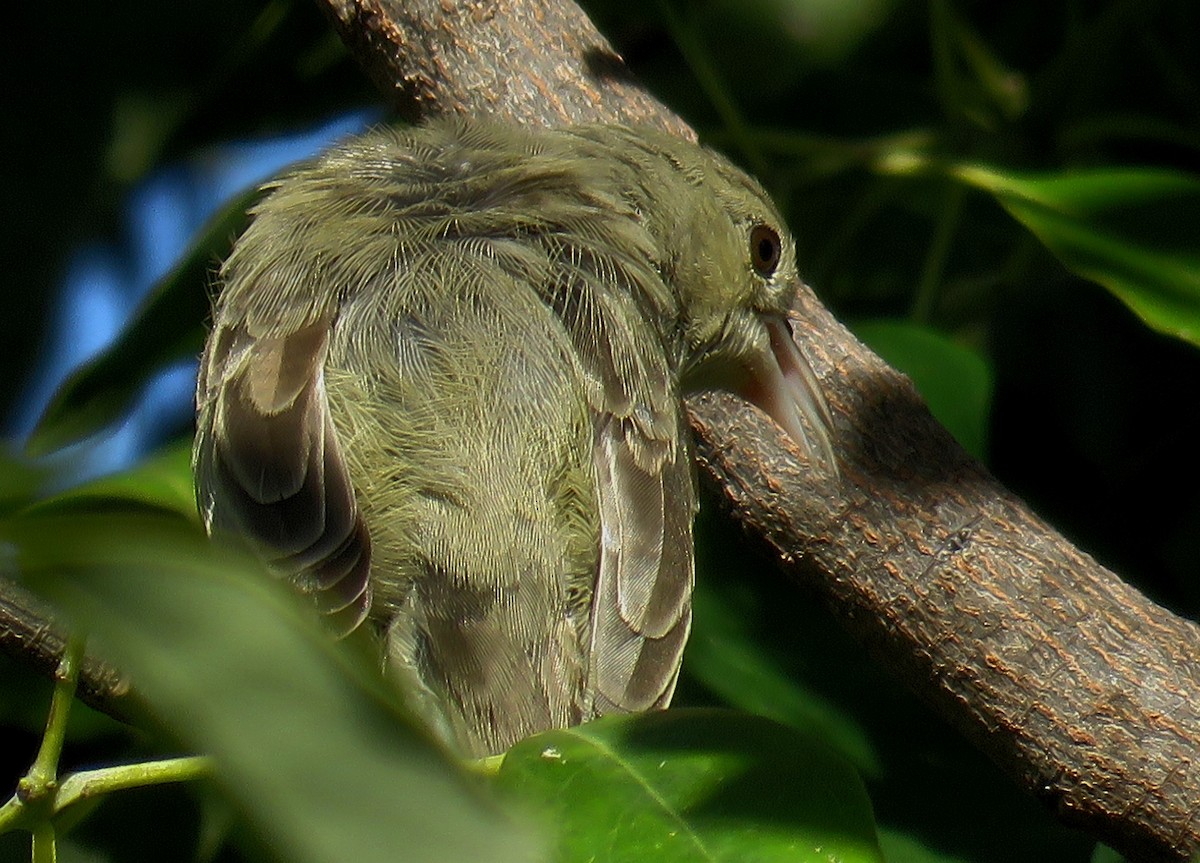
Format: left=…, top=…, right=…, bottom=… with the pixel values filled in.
left=325, top=244, right=602, bottom=755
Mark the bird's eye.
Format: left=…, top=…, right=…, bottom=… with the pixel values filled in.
left=749, top=223, right=781, bottom=277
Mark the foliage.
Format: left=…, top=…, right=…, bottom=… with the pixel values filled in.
left=5, top=0, right=1200, bottom=861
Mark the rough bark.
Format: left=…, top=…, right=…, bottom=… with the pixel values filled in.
left=0, top=577, right=130, bottom=720
left=1, top=1, right=1196, bottom=860
left=319, top=0, right=692, bottom=135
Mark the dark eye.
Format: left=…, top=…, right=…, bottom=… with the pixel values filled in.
left=749, top=223, right=781, bottom=276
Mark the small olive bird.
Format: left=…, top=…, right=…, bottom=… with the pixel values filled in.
left=194, top=120, right=836, bottom=757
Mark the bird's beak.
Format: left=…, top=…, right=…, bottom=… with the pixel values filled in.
left=738, top=315, right=838, bottom=474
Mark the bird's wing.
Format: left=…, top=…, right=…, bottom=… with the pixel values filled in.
left=589, top=411, right=694, bottom=714
left=536, top=242, right=696, bottom=716
left=194, top=315, right=372, bottom=635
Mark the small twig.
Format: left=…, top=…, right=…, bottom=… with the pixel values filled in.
left=54, top=757, right=212, bottom=811
left=24, top=635, right=84, bottom=799
left=31, top=821, right=55, bottom=863
left=0, top=635, right=211, bottom=845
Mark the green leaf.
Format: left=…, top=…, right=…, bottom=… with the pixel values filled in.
left=0, top=450, right=45, bottom=516
left=850, top=320, right=992, bottom=460
left=4, top=510, right=540, bottom=863
left=26, top=188, right=258, bottom=457
left=496, top=708, right=881, bottom=863
left=27, top=439, right=197, bottom=519
left=1089, top=843, right=1128, bottom=863
left=954, top=165, right=1200, bottom=348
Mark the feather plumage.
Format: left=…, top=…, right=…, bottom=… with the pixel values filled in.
left=195, top=119, right=836, bottom=756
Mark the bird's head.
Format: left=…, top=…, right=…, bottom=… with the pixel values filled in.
left=651, top=143, right=837, bottom=474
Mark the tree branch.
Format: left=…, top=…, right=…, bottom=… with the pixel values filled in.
left=0, top=578, right=131, bottom=721
left=310, top=1, right=1197, bottom=860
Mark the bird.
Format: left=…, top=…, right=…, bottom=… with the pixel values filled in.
left=193, top=118, right=836, bottom=757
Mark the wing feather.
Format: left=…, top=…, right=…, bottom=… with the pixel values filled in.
left=560, top=267, right=694, bottom=714
left=195, top=317, right=372, bottom=634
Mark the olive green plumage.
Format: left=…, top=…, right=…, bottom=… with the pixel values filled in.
left=194, top=119, right=834, bottom=756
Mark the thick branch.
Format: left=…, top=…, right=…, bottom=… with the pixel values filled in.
left=319, top=0, right=691, bottom=135
left=308, top=1, right=1198, bottom=860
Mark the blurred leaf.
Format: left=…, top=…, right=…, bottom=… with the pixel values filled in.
left=876, top=828, right=971, bottom=863
left=28, top=439, right=196, bottom=519
left=26, top=188, right=258, bottom=458
left=930, top=0, right=1026, bottom=128
left=0, top=450, right=45, bottom=516
left=851, top=320, right=992, bottom=459
left=954, top=165, right=1200, bottom=349
left=55, top=835, right=113, bottom=863
left=955, top=20, right=1027, bottom=122
left=496, top=708, right=881, bottom=863
left=693, top=0, right=896, bottom=89
left=106, top=92, right=192, bottom=184
left=1057, top=115, right=1200, bottom=158
left=4, top=510, right=539, bottom=863
left=686, top=579, right=881, bottom=777
left=1089, top=843, right=1128, bottom=863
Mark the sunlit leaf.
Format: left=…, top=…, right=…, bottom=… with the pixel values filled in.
left=850, top=320, right=992, bottom=460
left=954, top=165, right=1200, bottom=348
left=4, top=510, right=539, bottom=863
left=497, top=708, right=881, bottom=863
